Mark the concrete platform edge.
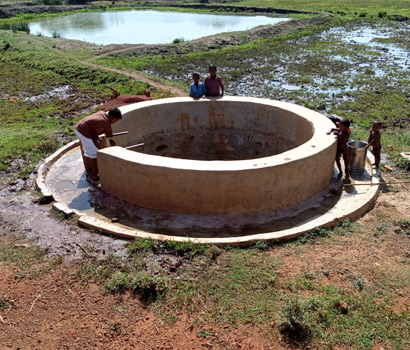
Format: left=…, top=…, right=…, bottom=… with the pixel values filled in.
left=36, top=140, right=80, bottom=198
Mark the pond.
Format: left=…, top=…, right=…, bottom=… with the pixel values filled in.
left=28, top=10, right=290, bottom=45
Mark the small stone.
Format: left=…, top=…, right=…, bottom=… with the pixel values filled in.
left=338, top=301, right=349, bottom=314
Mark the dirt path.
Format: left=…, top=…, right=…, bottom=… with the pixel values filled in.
left=81, top=58, right=186, bottom=97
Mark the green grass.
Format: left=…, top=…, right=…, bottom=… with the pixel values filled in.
left=0, top=30, right=156, bottom=176
left=0, top=239, right=60, bottom=279
left=0, top=241, right=45, bottom=265
left=233, top=0, right=410, bottom=18
left=72, top=222, right=410, bottom=349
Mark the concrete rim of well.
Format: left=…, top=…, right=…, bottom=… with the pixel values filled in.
left=37, top=142, right=380, bottom=245
left=36, top=98, right=380, bottom=245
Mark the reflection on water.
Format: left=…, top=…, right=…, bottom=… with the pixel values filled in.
left=28, top=10, right=290, bottom=45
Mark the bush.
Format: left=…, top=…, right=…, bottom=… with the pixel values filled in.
left=104, top=272, right=130, bottom=294
left=131, top=272, right=167, bottom=302
left=41, top=0, right=67, bottom=5
left=52, top=31, right=62, bottom=38
left=279, top=298, right=311, bottom=346
left=396, top=156, right=410, bottom=171
left=172, top=38, right=185, bottom=44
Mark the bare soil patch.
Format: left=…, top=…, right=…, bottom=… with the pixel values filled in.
left=0, top=173, right=408, bottom=349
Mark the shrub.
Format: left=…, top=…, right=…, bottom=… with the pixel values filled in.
left=104, top=272, right=130, bottom=294
left=52, top=31, right=62, bottom=38
left=131, top=272, right=167, bottom=302
left=172, top=38, right=185, bottom=44
left=41, top=0, right=67, bottom=5
left=278, top=298, right=311, bottom=346
left=396, top=156, right=410, bottom=171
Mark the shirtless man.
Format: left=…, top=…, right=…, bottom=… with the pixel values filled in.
left=74, top=107, right=122, bottom=183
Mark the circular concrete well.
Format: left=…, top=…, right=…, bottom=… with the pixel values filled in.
left=98, top=97, right=336, bottom=215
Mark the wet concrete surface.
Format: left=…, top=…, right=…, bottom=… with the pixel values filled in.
left=44, top=146, right=356, bottom=239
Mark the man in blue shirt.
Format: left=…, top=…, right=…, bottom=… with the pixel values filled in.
left=189, top=73, right=207, bottom=99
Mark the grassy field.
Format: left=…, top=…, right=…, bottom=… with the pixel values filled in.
left=0, top=30, right=156, bottom=175
left=1, top=5, right=409, bottom=176
left=0, top=2, right=409, bottom=348
left=232, top=0, right=410, bottom=17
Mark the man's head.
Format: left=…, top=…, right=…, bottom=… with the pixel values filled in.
left=192, top=72, right=200, bottom=83
left=108, top=107, right=122, bottom=124
left=339, top=119, right=350, bottom=131
left=208, top=64, right=217, bottom=77
left=372, top=120, right=382, bottom=131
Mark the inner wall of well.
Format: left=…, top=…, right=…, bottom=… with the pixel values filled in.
left=113, top=100, right=314, bottom=160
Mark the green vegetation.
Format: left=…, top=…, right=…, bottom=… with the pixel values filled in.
left=69, top=220, right=410, bottom=349
left=0, top=295, right=11, bottom=309
left=95, top=18, right=409, bottom=164
left=0, top=30, right=157, bottom=176
left=0, top=2, right=409, bottom=347
left=233, top=0, right=410, bottom=18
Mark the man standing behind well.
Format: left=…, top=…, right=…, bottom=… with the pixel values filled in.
left=74, top=107, right=122, bottom=183
left=205, top=64, right=224, bottom=97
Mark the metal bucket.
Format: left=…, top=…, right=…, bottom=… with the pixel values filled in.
left=348, top=140, right=368, bottom=174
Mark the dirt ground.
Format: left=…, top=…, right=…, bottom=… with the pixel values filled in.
left=0, top=171, right=409, bottom=349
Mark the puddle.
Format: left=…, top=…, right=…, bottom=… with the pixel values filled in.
left=22, top=85, right=74, bottom=102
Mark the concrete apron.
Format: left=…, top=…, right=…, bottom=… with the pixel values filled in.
left=37, top=143, right=380, bottom=245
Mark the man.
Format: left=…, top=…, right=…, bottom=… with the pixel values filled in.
left=74, top=107, right=122, bottom=183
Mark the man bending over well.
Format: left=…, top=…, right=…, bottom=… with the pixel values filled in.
left=74, top=107, right=122, bottom=184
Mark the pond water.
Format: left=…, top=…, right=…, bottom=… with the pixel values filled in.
left=28, top=10, right=290, bottom=45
